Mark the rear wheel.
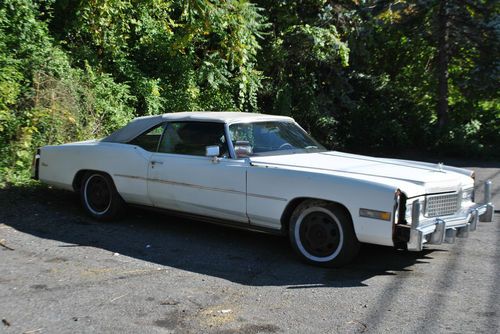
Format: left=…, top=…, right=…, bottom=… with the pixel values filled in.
left=289, top=200, right=360, bottom=267
left=80, top=172, right=124, bottom=221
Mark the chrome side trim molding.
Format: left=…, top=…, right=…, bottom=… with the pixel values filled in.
left=114, top=173, right=146, bottom=181
left=114, top=174, right=287, bottom=202
left=246, top=193, right=287, bottom=202
left=148, top=177, right=244, bottom=195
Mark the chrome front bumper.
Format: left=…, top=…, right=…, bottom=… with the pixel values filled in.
left=407, top=180, right=495, bottom=251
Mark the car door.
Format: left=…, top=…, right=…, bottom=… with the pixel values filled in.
left=147, top=121, right=248, bottom=223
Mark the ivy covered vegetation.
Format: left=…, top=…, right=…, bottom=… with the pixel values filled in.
left=1, top=0, right=498, bottom=186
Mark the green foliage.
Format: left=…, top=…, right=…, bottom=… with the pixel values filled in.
left=256, top=0, right=352, bottom=147
left=60, top=0, right=266, bottom=113
left=0, top=0, right=135, bottom=186
left=77, top=64, right=136, bottom=136
left=330, top=0, right=500, bottom=156
left=0, top=0, right=499, bottom=187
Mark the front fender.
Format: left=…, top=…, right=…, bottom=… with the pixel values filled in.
left=247, top=166, right=399, bottom=246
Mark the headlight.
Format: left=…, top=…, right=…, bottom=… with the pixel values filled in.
left=462, top=187, right=474, bottom=202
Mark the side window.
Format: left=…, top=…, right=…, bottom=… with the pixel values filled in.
left=128, top=123, right=165, bottom=151
left=158, top=122, right=229, bottom=157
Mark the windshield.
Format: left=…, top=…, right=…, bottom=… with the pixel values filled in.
left=228, top=121, right=325, bottom=157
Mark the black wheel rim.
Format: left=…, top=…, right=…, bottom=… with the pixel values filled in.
left=86, top=176, right=111, bottom=213
left=299, top=211, right=341, bottom=257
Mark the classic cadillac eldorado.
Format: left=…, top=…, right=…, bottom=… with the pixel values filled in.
left=32, top=112, right=494, bottom=267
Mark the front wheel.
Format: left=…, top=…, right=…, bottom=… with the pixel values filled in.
left=80, top=172, right=124, bottom=221
left=289, top=200, right=360, bottom=267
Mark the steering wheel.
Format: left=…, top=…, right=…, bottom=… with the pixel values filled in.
left=279, top=142, right=294, bottom=150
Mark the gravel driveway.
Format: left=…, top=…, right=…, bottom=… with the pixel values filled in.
left=1, top=161, right=499, bottom=334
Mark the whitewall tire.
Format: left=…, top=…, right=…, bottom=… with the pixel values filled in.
left=80, top=172, right=124, bottom=221
left=289, top=200, right=360, bottom=267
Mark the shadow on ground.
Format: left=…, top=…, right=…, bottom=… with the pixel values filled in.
left=0, top=185, right=440, bottom=288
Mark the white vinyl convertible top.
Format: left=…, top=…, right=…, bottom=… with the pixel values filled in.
left=102, top=112, right=294, bottom=143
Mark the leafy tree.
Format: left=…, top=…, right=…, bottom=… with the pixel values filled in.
left=52, top=0, right=267, bottom=113
left=0, top=0, right=498, bottom=186
left=0, top=0, right=134, bottom=185
left=256, top=0, right=351, bottom=147
left=352, top=0, right=499, bottom=149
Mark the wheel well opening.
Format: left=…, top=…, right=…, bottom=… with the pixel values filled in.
left=280, top=198, right=306, bottom=233
left=280, top=198, right=354, bottom=234
left=73, top=170, right=111, bottom=192
left=73, top=170, right=88, bottom=191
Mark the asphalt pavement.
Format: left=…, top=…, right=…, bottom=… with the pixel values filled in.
left=0, top=161, right=499, bottom=334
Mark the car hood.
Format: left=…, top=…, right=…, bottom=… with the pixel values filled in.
left=249, top=151, right=473, bottom=197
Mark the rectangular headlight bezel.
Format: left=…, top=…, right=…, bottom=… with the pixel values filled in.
left=461, top=187, right=474, bottom=202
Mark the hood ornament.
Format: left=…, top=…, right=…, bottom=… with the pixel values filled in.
left=437, top=162, right=444, bottom=172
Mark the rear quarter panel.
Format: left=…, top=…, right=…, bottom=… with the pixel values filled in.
left=39, top=142, right=153, bottom=205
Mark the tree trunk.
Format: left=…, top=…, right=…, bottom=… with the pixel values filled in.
left=436, top=0, right=449, bottom=130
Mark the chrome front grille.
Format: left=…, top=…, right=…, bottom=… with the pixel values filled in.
left=425, top=193, right=460, bottom=217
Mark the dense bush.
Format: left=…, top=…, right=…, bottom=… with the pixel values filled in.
left=0, top=0, right=135, bottom=185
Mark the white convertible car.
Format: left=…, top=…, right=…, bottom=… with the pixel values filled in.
left=32, top=112, right=494, bottom=266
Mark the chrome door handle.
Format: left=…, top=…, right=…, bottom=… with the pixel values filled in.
left=151, top=160, right=164, bottom=165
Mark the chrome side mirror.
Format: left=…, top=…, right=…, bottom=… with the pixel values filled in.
left=205, top=145, right=220, bottom=163
left=206, top=145, right=220, bottom=157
